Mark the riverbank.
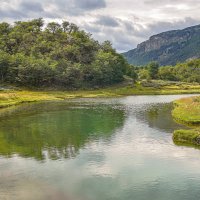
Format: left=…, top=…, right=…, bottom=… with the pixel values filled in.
left=173, top=96, right=200, bottom=146
left=0, top=81, right=200, bottom=109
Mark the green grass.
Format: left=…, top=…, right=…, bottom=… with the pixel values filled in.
left=0, top=81, right=200, bottom=109
left=172, top=96, right=200, bottom=147
left=172, top=96, right=200, bottom=125
left=173, top=129, right=200, bottom=146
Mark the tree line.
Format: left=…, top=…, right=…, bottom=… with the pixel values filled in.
left=137, top=59, right=200, bottom=83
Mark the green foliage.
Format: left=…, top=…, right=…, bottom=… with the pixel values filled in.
left=147, top=62, right=159, bottom=79
left=172, top=96, right=200, bottom=147
left=0, top=104, right=125, bottom=160
left=173, top=129, right=200, bottom=146
left=158, top=66, right=177, bottom=81
left=0, top=51, right=11, bottom=82
left=138, top=68, right=150, bottom=80
left=158, top=59, right=200, bottom=83
left=126, top=65, right=138, bottom=81
left=136, top=59, right=200, bottom=83
left=0, top=19, right=129, bottom=88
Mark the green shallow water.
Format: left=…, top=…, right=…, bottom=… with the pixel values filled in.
left=0, top=95, right=199, bottom=200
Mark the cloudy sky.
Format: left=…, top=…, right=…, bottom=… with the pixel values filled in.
left=1, top=0, right=200, bottom=52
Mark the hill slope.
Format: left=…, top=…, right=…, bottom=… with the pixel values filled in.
left=123, top=24, right=200, bottom=66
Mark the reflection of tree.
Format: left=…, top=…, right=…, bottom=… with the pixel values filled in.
left=0, top=104, right=125, bottom=160
left=136, top=103, right=184, bottom=132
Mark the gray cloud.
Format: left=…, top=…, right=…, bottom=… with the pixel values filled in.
left=82, top=15, right=200, bottom=52
left=19, top=1, right=44, bottom=12
left=0, top=0, right=200, bottom=52
left=74, top=0, right=106, bottom=10
left=0, top=0, right=44, bottom=19
left=144, top=0, right=200, bottom=7
left=83, top=23, right=102, bottom=33
left=0, top=8, right=25, bottom=19
left=0, top=0, right=106, bottom=19
left=143, top=17, right=200, bottom=39
left=47, top=0, right=106, bottom=16
left=95, top=15, right=119, bottom=27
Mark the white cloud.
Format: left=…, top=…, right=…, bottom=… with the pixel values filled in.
left=0, top=0, right=200, bottom=52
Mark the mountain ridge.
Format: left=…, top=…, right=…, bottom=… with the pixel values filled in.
left=123, top=24, right=200, bottom=66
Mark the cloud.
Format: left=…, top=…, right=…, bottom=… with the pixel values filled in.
left=141, top=17, right=200, bottom=38
left=0, top=0, right=106, bottom=19
left=0, top=0, right=44, bottom=19
left=74, top=0, right=106, bottom=10
left=19, top=1, right=44, bottom=13
left=0, top=0, right=200, bottom=51
left=95, top=15, right=119, bottom=27
left=46, top=0, right=106, bottom=16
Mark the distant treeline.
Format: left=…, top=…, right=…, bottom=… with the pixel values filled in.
left=136, top=59, right=200, bottom=83
left=0, top=19, right=131, bottom=88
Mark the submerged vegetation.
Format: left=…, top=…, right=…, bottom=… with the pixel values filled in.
left=173, top=96, right=200, bottom=146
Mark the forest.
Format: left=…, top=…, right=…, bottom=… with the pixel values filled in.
left=137, top=59, right=200, bottom=83
left=0, top=19, right=200, bottom=90
left=0, top=18, right=129, bottom=88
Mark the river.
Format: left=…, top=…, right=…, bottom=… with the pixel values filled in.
left=0, top=95, right=199, bottom=200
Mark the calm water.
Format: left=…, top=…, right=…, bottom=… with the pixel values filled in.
left=0, top=95, right=200, bottom=200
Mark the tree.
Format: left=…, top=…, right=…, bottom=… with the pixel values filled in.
left=17, top=58, right=55, bottom=86
left=0, top=19, right=129, bottom=88
left=0, top=52, right=11, bottom=82
left=138, top=69, right=150, bottom=80
left=126, top=65, right=138, bottom=82
left=158, top=66, right=176, bottom=81
left=31, top=18, right=44, bottom=32
left=46, top=22, right=62, bottom=34
left=101, top=41, right=115, bottom=53
left=0, top=22, right=11, bottom=35
left=69, top=23, right=79, bottom=34
left=147, top=62, right=159, bottom=79
left=62, top=21, right=70, bottom=32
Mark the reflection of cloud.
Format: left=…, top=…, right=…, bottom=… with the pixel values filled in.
left=1, top=95, right=200, bottom=199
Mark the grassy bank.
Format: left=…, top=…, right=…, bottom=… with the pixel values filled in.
left=173, top=130, right=200, bottom=146
left=172, top=96, right=200, bottom=146
left=172, top=96, right=200, bottom=124
left=0, top=80, right=200, bottom=109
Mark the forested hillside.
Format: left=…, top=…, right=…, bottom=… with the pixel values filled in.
left=0, top=19, right=128, bottom=88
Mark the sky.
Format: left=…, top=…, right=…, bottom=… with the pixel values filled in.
left=1, top=0, right=200, bottom=52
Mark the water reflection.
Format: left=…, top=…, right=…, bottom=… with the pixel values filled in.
left=135, top=103, right=186, bottom=133
left=1, top=95, right=200, bottom=200
left=0, top=103, right=125, bottom=160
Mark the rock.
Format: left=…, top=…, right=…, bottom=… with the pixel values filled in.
left=123, top=24, right=200, bottom=66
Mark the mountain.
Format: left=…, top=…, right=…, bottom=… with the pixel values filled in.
left=123, top=24, right=200, bottom=66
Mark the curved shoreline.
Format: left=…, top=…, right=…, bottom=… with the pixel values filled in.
left=1, top=82, right=200, bottom=109
left=1, top=88, right=200, bottom=147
